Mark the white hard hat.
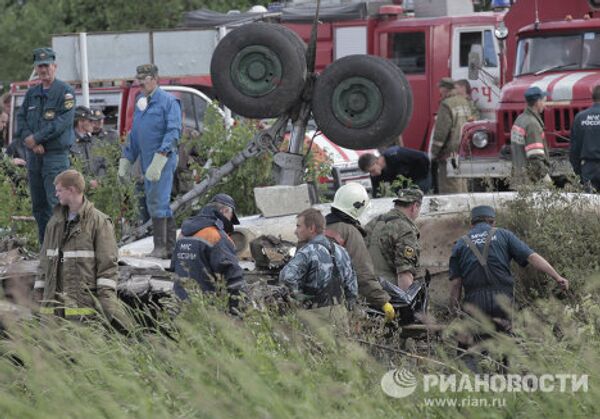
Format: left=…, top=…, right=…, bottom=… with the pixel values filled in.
left=248, top=5, right=268, bottom=13
left=332, top=183, right=370, bottom=221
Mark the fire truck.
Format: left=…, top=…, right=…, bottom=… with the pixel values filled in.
left=185, top=0, right=506, bottom=152
left=456, top=0, right=600, bottom=182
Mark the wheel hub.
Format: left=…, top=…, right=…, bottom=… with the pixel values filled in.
left=331, top=77, right=383, bottom=128
left=231, top=46, right=282, bottom=97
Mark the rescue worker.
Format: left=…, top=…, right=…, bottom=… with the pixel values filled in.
left=510, top=86, right=551, bottom=186
left=448, top=205, right=568, bottom=371
left=324, top=183, right=395, bottom=321
left=358, top=146, right=431, bottom=197
left=365, top=188, right=423, bottom=291
left=34, top=169, right=125, bottom=324
left=89, top=107, right=119, bottom=144
left=455, top=79, right=480, bottom=121
left=118, top=64, right=182, bottom=258
left=171, top=193, right=246, bottom=315
left=430, top=78, right=471, bottom=194
left=17, top=47, right=76, bottom=243
left=280, top=208, right=358, bottom=331
left=71, top=106, right=107, bottom=185
left=570, top=84, right=600, bottom=191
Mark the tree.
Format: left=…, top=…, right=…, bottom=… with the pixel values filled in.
left=0, top=0, right=269, bottom=84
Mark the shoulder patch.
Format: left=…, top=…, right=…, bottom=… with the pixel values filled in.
left=193, top=226, right=222, bottom=246
left=64, top=93, right=75, bottom=110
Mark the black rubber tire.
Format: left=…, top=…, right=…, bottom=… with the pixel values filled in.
left=312, top=55, right=412, bottom=150
left=210, top=23, right=307, bottom=118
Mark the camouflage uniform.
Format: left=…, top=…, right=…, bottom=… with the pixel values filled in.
left=279, top=234, right=358, bottom=308
left=431, top=91, right=472, bottom=193
left=365, top=190, right=422, bottom=282
left=510, top=106, right=550, bottom=185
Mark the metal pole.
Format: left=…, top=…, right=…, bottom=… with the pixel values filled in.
left=218, top=25, right=234, bottom=129
left=79, top=32, right=90, bottom=108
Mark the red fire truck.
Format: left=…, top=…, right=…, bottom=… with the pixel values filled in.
left=456, top=0, right=600, bottom=182
left=185, top=1, right=505, bottom=152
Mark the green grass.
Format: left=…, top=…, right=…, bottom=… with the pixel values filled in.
left=0, top=285, right=599, bottom=418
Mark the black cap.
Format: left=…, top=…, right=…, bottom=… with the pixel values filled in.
left=89, top=108, right=105, bottom=121
left=75, top=105, right=92, bottom=120
left=33, top=47, right=56, bottom=65
left=471, top=205, right=496, bottom=221
left=211, top=193, right=240, bottom=225
left=524, top=86, right=547, bottom=102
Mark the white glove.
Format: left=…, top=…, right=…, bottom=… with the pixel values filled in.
left=145, top=153, right=168, bottom=182
left=118, top=158, right=132, bottom=180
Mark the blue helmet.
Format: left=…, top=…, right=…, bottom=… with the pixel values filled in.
left=492, top=0, right=511, bottom=8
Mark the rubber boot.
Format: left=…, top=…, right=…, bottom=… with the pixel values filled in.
left=166, top=217, right=177, bottom=259
left=149, top=217, right=168, bottom=259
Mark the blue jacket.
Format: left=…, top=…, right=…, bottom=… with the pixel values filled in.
left=16, top=79, right=75, bottom=153
left=449, top=223, right=533, bottom=318
left=570, top=103, right=600, bottom=175
left=124, top=88, right=182, bottom=170
left=171, top=206, right=245, bottom=300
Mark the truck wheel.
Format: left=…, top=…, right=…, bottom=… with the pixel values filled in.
left=312, top=55, right=413, bottom=150
left=210, top=23, right=307, bottom=118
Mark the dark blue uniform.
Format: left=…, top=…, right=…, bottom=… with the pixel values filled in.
left=570, top=103, right=600, bottom=191
left=171, top=206, right=245, bottom=302
left=17, top=80, right=75, bottom=242
left=449, top=222, right=533, bottom=319
left=371, top=146, right=431, bottom=197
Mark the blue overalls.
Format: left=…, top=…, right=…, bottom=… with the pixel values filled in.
left=123, top=88, right=181, bottom=217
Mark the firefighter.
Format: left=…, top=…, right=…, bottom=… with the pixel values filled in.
left=16, top=47, right=76, bottom=243
left=325, top=183, right=395, bottom=321
left=171, top=194, right=246, bottom=315
left=71, top=106, right=107, bottom=186
left=118, top=64, right=182, bottom=258
left=430, top=78, right=471, bottom=194
left=510, top=86, right=551, bottom=187
left=365, top=188, right=423, bottom=291
left=34, top=170, right=127, bottom=326
left=358, top=146, right=431, bottom=196
left=455, top=79, right=480, bottom=121
left=449, top=205, right=568, bottom=372
left=280, top=208, right=358, bottom=332
left=570, top=85, right=600, bottom=192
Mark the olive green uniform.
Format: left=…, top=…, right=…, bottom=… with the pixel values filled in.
left=510, top=106, right=550, bottom=186
left=326, top=221, right=390, bottom=308
left=35, top=198, right=122, bottom=321
left=431, top=91, right=472, bottom=193
left=365, top=208, right=421, bottom=282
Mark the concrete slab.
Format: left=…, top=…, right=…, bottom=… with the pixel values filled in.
left=254, top=184, right=312, bottom=218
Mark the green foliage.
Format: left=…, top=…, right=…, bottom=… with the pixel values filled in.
left=71, top=142, right=138, bottom=240
left=0, top=156, right=36, bottom=248
left=0, top=0, right=270, bottom=84
left=181, top=105, right=332, bottom=216
left=183, top=105, right=274, bottom=216
left=0, top=289, right=599, bottom=417
left=498, top=187, right=600, bottom=302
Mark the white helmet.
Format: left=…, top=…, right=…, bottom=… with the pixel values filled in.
left=248, top=5, right=268, bottom=13
left=332, top=183, right=370, bottom=220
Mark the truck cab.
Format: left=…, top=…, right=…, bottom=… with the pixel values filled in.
left=458, top=15, right=600, bottom=180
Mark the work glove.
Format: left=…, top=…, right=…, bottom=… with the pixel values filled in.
left=118, top=158, right=132, bottom=181
left=382, top=302, right=396, bottom=322
left=145, top=153, right=168, bottom=182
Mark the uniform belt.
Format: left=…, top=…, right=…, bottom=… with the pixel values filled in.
left=39, top=307, right=97, bottom=318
